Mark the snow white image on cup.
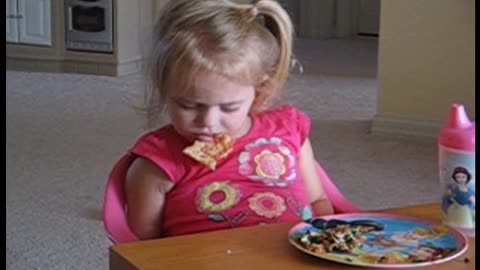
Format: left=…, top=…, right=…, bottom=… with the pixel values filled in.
left=442, top=166, right=475, bottom=229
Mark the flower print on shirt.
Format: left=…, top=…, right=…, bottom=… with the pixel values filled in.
left=248, top=192, right=286, bottom=220
left=196, top=181, right=241, bottom=213
left=196, top=181, right=250, bottom=227
left=254, top=150, right=286, bottom=179
left=238, top=137, right=296, bottom=187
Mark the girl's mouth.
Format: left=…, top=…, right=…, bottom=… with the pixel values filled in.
left=195, top=133, right=214, bottom=141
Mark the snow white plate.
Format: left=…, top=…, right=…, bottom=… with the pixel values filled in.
left=288, top=213, right=468, bottom=268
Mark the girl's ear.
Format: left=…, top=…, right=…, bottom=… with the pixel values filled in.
left=251, top=91, right=267, bottom=113
left=256, top=75, right=270, bottom=88
left=251, top=74, right=278, bottom=113
left=253, top=75, right=273, bottom=96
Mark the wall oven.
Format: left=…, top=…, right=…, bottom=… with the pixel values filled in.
left=64, top=0, right=113, bottom=53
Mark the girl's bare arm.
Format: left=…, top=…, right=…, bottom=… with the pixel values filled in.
left=125, top=157, right=174, bottom=240
left=298, top=138, right=334, bottom=216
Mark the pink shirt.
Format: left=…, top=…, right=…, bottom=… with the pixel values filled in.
left=128, top=105, right=312, bottom=236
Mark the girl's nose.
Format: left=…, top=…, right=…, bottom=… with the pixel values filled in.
left=195, top=107, right=218, bottom=127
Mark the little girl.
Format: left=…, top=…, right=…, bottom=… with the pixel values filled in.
left=115, top=0, right=334, bottom=240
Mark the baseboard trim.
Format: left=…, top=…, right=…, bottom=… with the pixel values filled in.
left=6, top=57, right=142, bottom=76
left=371, top=115, right=443, bottom=139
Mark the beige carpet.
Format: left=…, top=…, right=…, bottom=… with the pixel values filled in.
left=6, top=38, right=439, bottom=269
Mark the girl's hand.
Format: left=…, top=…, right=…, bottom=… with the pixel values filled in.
left=311, top=197, right=334, bottom=216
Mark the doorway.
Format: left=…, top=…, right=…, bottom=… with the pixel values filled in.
left=279, top=0, right=380, bottom=39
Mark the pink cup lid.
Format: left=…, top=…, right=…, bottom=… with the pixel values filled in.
left=438, top=104, right=475, bottom=151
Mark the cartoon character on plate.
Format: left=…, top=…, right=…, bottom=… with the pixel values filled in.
left=406, top=244, right=456, bottom=263
left=363, top=225, right=448, bottom=256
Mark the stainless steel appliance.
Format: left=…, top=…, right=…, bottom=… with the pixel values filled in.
left=64, top=0, right=113, bottom=53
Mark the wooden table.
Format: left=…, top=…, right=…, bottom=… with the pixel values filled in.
left=109, top=203, right=475, bottom=270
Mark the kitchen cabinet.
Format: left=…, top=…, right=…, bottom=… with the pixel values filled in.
left=7, top=0, right=155, bottom=76
left=6, top=0, right=52, bottom=46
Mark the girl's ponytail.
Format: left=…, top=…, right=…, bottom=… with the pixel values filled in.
left=255, top=0, right=293, bottom=87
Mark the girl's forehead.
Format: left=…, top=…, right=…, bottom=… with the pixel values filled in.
left=168, top=70, right=255, bottom=101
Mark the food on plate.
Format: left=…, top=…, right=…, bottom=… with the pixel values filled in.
left=183, top=133, right=234, bottom=170
left=298, top=219, right=383, bottom=254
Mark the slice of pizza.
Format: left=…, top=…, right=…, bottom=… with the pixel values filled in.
left=183, top=133, right=234, bottom=170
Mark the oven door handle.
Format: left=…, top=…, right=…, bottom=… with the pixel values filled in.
left=67, top=7, right=73, bottom=31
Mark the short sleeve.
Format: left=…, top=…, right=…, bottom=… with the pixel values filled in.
left=276, top=104, right=311, bottom=146
left=128, top=127, right=187, bottom=183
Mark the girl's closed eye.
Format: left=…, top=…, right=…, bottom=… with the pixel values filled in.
left=177, top=101, right=199, bottom=110
left=221, top=106, right=240, bottom=113
left=220, top=101, right=243, bottom=113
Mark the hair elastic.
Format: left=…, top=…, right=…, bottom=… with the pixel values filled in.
left=244, top=6, right=259, bottom=22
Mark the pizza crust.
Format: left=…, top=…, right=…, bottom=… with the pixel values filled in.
left=183, top=133, right=234, bottom=170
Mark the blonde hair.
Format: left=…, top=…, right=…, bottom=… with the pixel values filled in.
left=145, top=0, right=293, bottom=127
